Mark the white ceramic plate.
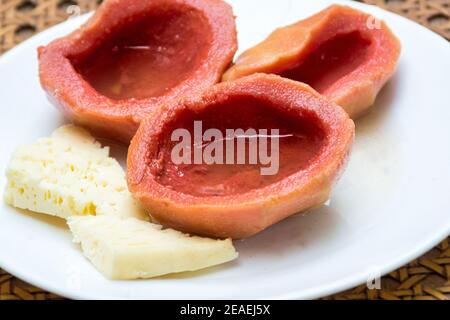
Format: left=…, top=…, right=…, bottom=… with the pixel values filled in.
left=1, top=0, right=449, bottom=300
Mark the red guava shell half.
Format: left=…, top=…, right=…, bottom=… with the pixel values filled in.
left=127, top=74, right=355, bottom=239
left=222, top=5, right=401, bottom=118
left=38, top=0, right=237, bottom=143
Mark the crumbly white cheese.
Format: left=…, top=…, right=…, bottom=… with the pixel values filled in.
left=68, top=215, right=238, bottom=279
left=4, top=125, right=147, bottom=220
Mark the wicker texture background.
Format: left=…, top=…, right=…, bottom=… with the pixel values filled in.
left=0, top=0, right=449, bottom=300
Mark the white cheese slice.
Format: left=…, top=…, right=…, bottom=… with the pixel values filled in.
left=68, top=215, right=238, bottom=279
left=4, top=125, right=147, bottom=220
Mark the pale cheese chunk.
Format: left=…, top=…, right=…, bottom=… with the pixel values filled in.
left=68, top=216, right=238, bottom=279
left=4, top=125, right=147, bottom=220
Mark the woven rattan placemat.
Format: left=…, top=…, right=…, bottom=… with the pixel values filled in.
left=0, top=0, right=449, bottom=300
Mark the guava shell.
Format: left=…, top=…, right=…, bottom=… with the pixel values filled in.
left=38, top=0, right=237, bottom=143
left=127, top=74, right=355, bottom=239
left=223, top=5, right=401, bottom=118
